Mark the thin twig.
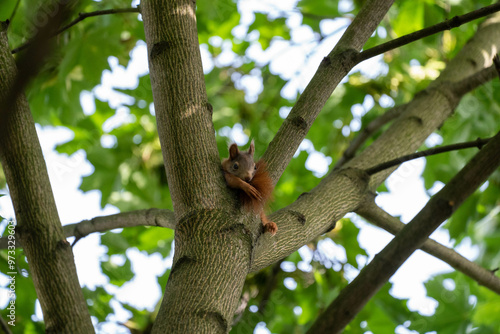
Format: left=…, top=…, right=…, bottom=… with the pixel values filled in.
left=365, top=137, right=491, bottom=175
left=358, top=3, right=500, bottom=63
left=335, top=6, right=500, bottom=171
left=8, top=0, right=22, bottom=24
left=11, top=7, right=140, bottom=54
left=261, top=0, right=395, bottom=183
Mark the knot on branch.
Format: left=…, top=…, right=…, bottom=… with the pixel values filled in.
left=170, top=255, right=196, bottom=279
left=289, top=116, right=308, bottom=131
left=1, top=21, right=9, bottom=32
left=447, top=15, right=462, bottom=30
left=206, top=102, right=213, bottom=116
left=150, top=41, right=171, bottom=59
left=441, top=198, right=456, bottom=215
left=324, top=221, right=337, bottom=234
left=288, top=210, right=306, bottom=225
left=321, top=56, right=332, bottom=67
left=337, top=48, right=360, bottom=73
left=196, top=310, right=228, bottom=333
left=340, top=167, right=370, bottom=188
left=56, top=239, right=71, bottom=250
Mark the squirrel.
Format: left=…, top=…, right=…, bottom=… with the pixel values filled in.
left=222, top=141, right=278, bottom=236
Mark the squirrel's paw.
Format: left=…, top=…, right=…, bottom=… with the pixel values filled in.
left=246, top=184, right=263, bottom=201
left=264, top=222, right=277, bottom=236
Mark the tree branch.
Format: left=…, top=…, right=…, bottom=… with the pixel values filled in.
left=450, top=64, right=498, bottom=96
left=365, top=136, right=491, bottom=175
left=251, top=11, right=500, bottom=273
left=69, top=208, right=175, bottom=245
left=8, top=0, right=21, bottom=24
left=1, top=2, right=68, bottom=143
left=11, top=7, right=140, bottom=54
left=356, top=198, right=500, bottom=294
left=251, top=168, right=369, bottom=272
left=142, top=0, right=250, bottom=331
left=308, top=128, right=500, bottom=333
left=0, top=208, right=176, bottom=249
left=358, top=3, right=500, bottom=63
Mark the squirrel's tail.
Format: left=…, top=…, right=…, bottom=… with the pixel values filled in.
left=241, top=160, right=274, bottom=213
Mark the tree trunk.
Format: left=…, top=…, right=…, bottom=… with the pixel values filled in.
left=0, top=24, right=94, bottom=333
left=141, top=0, right=393, bottom=332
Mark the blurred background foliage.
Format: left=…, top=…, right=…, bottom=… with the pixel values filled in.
left=0, top=0, right=499, bottom=333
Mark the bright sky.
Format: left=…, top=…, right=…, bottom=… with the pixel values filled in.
left=0, top=1, right=481, bottom=333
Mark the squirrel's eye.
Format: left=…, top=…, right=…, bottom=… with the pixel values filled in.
left=254, top=165, right=257, bottom=170
left=233, top=163, right=239, bottom=170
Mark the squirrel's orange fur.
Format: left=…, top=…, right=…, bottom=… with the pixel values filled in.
left=222, top=142, right=277, bottom=235
left=240, top=160, right=273, bottom=213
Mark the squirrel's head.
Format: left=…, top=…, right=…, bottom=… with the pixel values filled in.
left=227, top=141, right=256, bottom=182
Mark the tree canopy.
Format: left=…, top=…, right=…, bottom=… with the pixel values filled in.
left=1, top=0, right=500, bottom=333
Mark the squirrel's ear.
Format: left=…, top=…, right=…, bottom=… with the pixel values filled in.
left=248, top=140, right=255, bottom=156
left=229, top=143, right=239, bottom=159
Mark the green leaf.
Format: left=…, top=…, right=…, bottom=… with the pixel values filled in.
left=410, top=273, right=475, bottom=333
left=393, top=1, right=425, bottom=37
left=249, top=14, right=291, bottom=50
left=101, top=257, right=134, bottom=287
left=0, top=2, right=17, bottom=21
left=82, top=286, right=113, bottom=322
left=138, top=227, right=174, bottom=254
left=101, top=231, right=130, bottom=255
left=333, top=219, right=367, bottom=268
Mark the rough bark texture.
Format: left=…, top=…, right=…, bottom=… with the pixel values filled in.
left=0, top=26, right=93, bottom=333
left=251, top=168, right=369, bottom=272
left=141, top=0, right=259, bottom=332
left=141, top=0, right=395, bottom=331
left=141, top=0, right=227, bottom=218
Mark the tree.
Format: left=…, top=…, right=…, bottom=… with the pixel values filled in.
left=1, top=0, right=500, bottom=333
